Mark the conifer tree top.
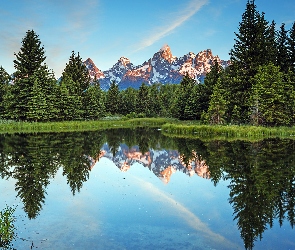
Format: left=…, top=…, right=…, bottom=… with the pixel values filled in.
left=13, top=30, right=46, bottom=79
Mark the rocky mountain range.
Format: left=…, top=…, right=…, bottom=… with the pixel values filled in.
left=89, top=143, right=210, bottom=184
left=84, top=45, right=230, bottom=90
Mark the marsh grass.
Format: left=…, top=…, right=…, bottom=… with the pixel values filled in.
left=1, top=118, right=295, bottom=139
left=0, top=206, right=16, bottom=248
left=161, top=123, right=295, bottom=139
left=0, top=118, right=172, bottom=134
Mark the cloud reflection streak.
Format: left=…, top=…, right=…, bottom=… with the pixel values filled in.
left=132, top=175, right=242, bottom=249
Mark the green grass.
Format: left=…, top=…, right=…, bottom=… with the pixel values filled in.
left=0, top=206, right=16, bottom=248
left=1, top=118, right=295, bottom=139
left=0, top=118, right=172, bottom=134
left=161, top=123, right=295, bottom=139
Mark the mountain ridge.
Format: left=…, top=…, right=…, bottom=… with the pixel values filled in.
left=84, top=45, right=230, bottom=90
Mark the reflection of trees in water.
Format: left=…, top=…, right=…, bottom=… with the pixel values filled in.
left=0, top=132, right=105, bottom=219
left=204, top=139, right=295, bottom=250
left=0, top=130, right=294, bottom=249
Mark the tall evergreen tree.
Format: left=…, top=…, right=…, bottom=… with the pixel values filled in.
left=227, top=0, right=274, bottom=122
left=172, top=74, right=196, bottom=120
left=287, top=22, right=295, bottom=79
left=62, top=51, right=90, bottom=95
left=136, top=83, right=150, bottom=116
left=277, top=23, right=290, bottom=75
left=0, top=66, right=10, bottom=117
left=204, top=80, right=227, bottom=125
left=105, top=81, right=120, bottom=115
left=119, top=87, right=137, bottom=116
left=200, top=59, right=224, bottom=112
left=82, top=83, right=105, bottom=120
left=13, top=30, right=46, bottom=79
left=250, top=63, right=294, bottom=126
left=5, top=30, right=55, bottom=121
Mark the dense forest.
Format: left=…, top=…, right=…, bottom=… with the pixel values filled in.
left=0, top=1, right=294, bottom=126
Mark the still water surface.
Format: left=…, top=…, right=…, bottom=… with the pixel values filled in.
left=0, top=128, right=294, bottom=249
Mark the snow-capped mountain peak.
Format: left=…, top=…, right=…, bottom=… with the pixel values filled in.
left=84, top=45, right=229, bottom=89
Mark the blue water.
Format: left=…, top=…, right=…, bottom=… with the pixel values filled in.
left=1, top=158, right=244, bottom=250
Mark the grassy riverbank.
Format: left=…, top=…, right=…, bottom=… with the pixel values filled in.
left=161, top=123, right=295, bottom=139
left=0, top=118, right=171, bottom=134
left=1, top=118, right=295, bottom=139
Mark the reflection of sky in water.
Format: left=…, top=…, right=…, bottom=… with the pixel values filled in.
left=0, top=157, right=293, bottom=249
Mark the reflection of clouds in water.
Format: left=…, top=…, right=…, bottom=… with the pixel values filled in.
left=132, top=176, right=242, bottom=250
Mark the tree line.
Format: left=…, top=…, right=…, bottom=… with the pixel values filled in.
left=0, top=1, right=294, bottom=126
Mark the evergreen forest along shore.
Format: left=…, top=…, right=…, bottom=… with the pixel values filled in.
left=0, top=1, right=294, bottom=127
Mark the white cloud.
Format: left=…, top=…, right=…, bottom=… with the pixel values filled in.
left=134, top=0, right=209, bottom=52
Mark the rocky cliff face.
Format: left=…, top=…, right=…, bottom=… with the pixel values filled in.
left=84, top=45, right=230, bottom=90
left=89, top=143, right=210, bottom=183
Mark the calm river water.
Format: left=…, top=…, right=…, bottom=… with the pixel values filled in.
left=0, top=128, right=294, bottom=249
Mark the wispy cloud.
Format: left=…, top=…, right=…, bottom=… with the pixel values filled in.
left=134, top=0, right=208, bottom=52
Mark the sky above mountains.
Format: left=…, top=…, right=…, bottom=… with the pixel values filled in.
left=0, top=0, right=294, bottom=77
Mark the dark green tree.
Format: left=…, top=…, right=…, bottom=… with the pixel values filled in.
left=57, top=76, right=83, bottom=120
left=158, top=84, right=178, bottom=117
left=13, top=30, right=46, bottom=79
left=0, top=66, right=10, bottom=117
left=287, top=22, right=295, bottom=79
left=172, top=74, right=196, bottom=120
left=119, top=87, right=138, bottom=116
left=5, top=30, right=56, bottom=121
left=200, top=59, right=224, bottom=112
left=227, top=1, right=275, bottom=122
left=105, top=81, right=120, bottom=115
left=277, top=23, right=290, bottom=75
left=61, top=51, right=90, bottom=95
left=82, top=83, right=105, bottom=120
left=203, top=80, right=227, bottom=124
left=249, top=63, right=294, bottom=126
left=136, top=83, right=150, bottom=116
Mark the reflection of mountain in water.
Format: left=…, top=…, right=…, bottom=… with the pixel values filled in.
left=93, top=143, right=210, bottom=183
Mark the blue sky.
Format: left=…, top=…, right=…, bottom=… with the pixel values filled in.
left=0, top=0, right=294, bottom=77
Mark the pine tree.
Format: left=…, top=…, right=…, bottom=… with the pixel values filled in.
left=58, top=76, right=83, bottom=120
left=227, top=1, right=275, bottom=122
left=200, top=59, right=224, bottom=112
left=7, top=30, right=55, bottom=121
left=287, top=22, right=295, bottom=79
left=172, top=73, right=196, bottom=120
left=13, top=30, right=46, bottom=79
left=250, top=63, right=293, bottom=126
left=277, top=23, right=290, bottom=75
left=119, top=87, right=137, bottom=116
left=62, top=51, right=90, bottom=95
left=205, top=80, right=227, bottom=125
left=0, top=66, right=10, bottom=117
left=136, top=83, right=150, bottom=117
left=82, top=84, right=105, bottom=120
left=105, top=81, right=120, bottom=115
left=26, top=77, right=47, bottom=121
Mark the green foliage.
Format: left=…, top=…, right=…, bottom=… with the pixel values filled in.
left=119, top=87, right=137, bottom=116
left=5, top=30, right=58, bottom=122
left=172, top=74, right=197, bottom=120
left=82, top=83, right=105, bottom=120
left=204, top=81, right=227, bottom=125
left=13, top=30, right=46, bottom=79
left=249, top=63, right=294, bottom=126
left=288, top=22, right=295, bottom=80
left=0, top=205, right=16, bottom=248
left=277, top=23, right=290, bottom=75
left=105, top=81, right=120, bottom=115
left=62, top=51, right=90, bottom=95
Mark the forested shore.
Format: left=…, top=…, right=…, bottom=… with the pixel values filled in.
left=0, top=1, right=294, bottom=127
